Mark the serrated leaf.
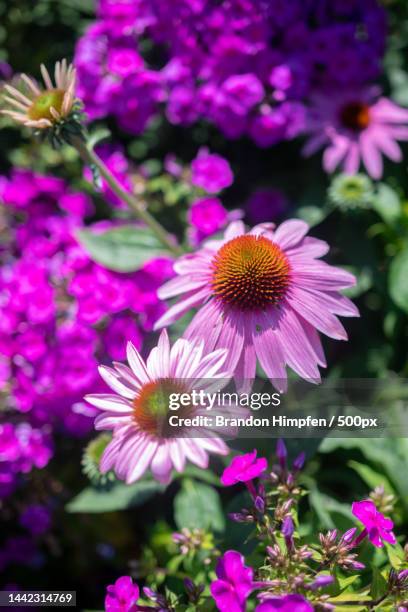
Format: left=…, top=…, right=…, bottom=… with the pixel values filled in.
left=75, top=225, right=169, bottom=272
left=67, top=479, right=164, bottom=513
left=174, top=480, right=225, bottom=532
left=389, top=246, right=408, bottom=314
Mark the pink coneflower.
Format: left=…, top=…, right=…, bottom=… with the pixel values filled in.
left=154, top=220, right=358, bottom=390
left=303, top=88, right=408, bottom=179
left=85, top=330, right=230, bottom=484
left=1, top=59, right=76, bottom=129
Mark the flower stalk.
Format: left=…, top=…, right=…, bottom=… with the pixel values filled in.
left=70, top=135, right=183, bottom=256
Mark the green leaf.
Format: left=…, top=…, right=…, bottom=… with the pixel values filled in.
left=75, top=225, right=169, bottom=273
left=389, top=246, right=408, bottom=314
left=385, top=541, right=405, bottom=569
left=370, top=567, right=388, bottom=600
left=372, top=183, right=401, bottom=225
left=296, top=205, right=329, bottom=227
left=348, top=461, right=395, bottom=496
left=176, top=465, right=222, bottom=486
left=342, top=266, right=373, bottom=298
left=174, top=480, right=225, bottom=532
left=67, top=479, right=164, bottom=513
left=309, top=487, right=353, bottom=530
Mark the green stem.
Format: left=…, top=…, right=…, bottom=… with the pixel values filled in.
left=71, top=136, right=183, bottom=256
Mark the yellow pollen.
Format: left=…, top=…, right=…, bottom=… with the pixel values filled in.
left=28, top=89, right=65, bottom=122
left=211, top=234, right=291, bottom=311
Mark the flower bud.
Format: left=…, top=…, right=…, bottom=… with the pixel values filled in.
left=309, top=574, right=335, bottom=591
left=276, top=438, right=287, bottom=469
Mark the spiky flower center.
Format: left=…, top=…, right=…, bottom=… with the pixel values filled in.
left=28, top=89, right=65, bottom=121
left=133, top=379, right=190, bottom=436
left=211, top=235, right=291, bottom=311
left=340, top=101, right=371, bottom=131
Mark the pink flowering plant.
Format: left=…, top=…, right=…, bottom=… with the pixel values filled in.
left=96, top=442, right=408, bottom=611
left=1, top=1, right=408, bottom=608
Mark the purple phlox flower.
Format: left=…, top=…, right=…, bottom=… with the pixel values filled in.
left=190, top=150, right=234, bottom=193
left=352, top=499, right=396, bottom=548
left=105, top=575, right=140, bottom=612
left=221, top=450, right=268, bottom=487
left=210, top=550, right=255, bottom=612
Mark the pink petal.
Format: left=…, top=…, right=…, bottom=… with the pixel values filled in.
left=215, top=310, right=245, bottom=373
left=359, top=131, right=383, bottom=179
left=85, top=394, right=133, bottom=413
left=183, top=299, right=223, bottom=353
left=158, top=274, right=208, bottom=299
left=98, top=366, right=137, bottom=399
left=125, top=438, right=158, bottom=483
left=169, top=440, right=186, bottom=472
left=154, top=287, right=210, bottom=329
left=94, top=412, right=131, bottom=431
left=252, top=310, right=287, bottom=391
left=273, top=220, right=309, bottom=250
left=272, top=306, right=321, bottom=380
left=323, top=138, right=349, bottom=173
left=343, top=141, right=361, bottom=175
left=371, top=98, right=408, bottom=123
left=224, top=221, right=245, bottom=241
left=150, top=442, right=173, bottom=484
left=286, top=288, right=348, bottom=340
left=126, top=342, right=150, bottom=385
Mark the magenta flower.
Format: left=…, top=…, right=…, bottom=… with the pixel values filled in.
left=221, top=450, right=267, bottom=486
left=155, top=220, right=358, bottom=390
left=256, top=594, right=313, bottom=612
left=105, top=575, right=140, bottom=612
left=85, top=330, right=230, bottom=484
left=352, top=499, right=397, bottom=548
left=303, top=88, right=408, bottom=179
left=189, top=198, right=228, bottom=236
left=210, top=550, right=254, bottom=612
left=191, top=151, right=233, bottom=194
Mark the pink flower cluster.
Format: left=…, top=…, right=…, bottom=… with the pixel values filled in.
left=0, top=169, right=173, bottom=497
left=0, top=423, right=52, bottom=499
left=75, top=0, right=385, bottom=146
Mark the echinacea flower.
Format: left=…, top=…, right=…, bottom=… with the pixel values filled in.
left=210, top=550, right=255, bottom=612
left=352, top=499, right=397, bottom=548
left=256, top=594, right=313, bottom=612
left=303, top=88, right=408, bottom=179
left=328, top=173, right=374, bottom=211
left=85, top=330, right=230, bottom=484
left=105, top=575, right=140, bottom=612
left=2, top=59, right=77, bottom=130
left=155, top=220, right=358, bottom=391
left=221, top=450, right=267, bottom=486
